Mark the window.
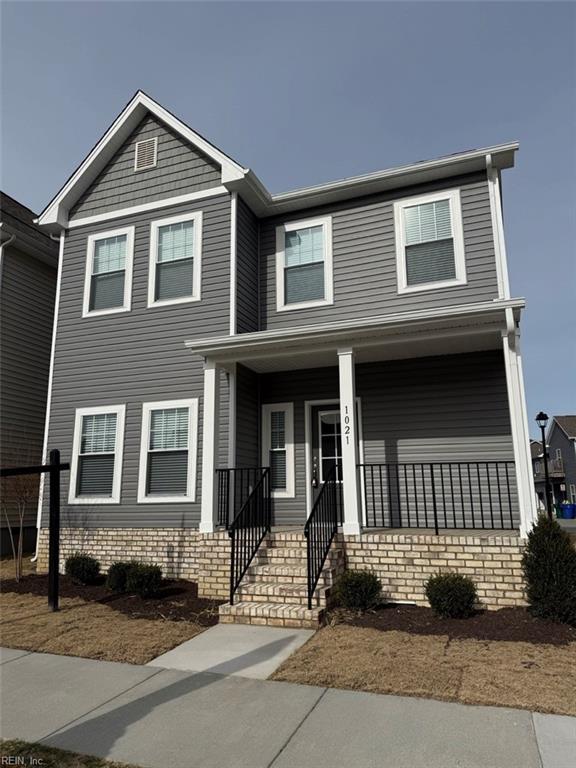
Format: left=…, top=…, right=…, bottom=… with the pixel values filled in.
left=534, top=461, right=541, bottom=474
left=148, top=213, right=202, bottom=306
left=394, top=189, right=466, bottom=293
left=555, top=448, right=562, bottom=461
left=138, top=399, right=198, bottom=503
left=262, top=403, right=295, bottom=497
left=275, top=216, right=333, bottom=311
left=134, top=137, right=157, bottom=171
left=69, top=405, right=125, bottom=504
left=83, top=227, right=134, bottom=316
left=570, top=485, right=576, bottom=503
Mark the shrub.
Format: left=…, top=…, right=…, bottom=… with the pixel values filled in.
left=334, top=570, right=382, bottom=612
left=65, top=553, right=100, bottom=585
left=522, top=515, right=576, bottom=627
left=425, top=573, right=477, bottom=619
left=106, top=561, right=137, bottom=593
left=125, top=563, right=163, bottom=598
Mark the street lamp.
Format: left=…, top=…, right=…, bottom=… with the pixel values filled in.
left=536, top=411, right=552, bottom=519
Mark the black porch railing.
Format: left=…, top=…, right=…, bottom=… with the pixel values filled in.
left=228, top=468, right=271, bottom=605
left=304, top=463, right=342, bottom=610
left=359, top=462, right=516, bottom=533
left=216, top=468, right=268, bottom=528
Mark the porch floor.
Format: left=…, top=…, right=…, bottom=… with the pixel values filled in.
left=270, top=525, right=521, bottom=539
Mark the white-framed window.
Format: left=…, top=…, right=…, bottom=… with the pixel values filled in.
left=69, top=405, right=126, bottom=504
left=134, top=137, right=158, bottom=171
left=137, top=399, right=198, bottom=503
left=394, top=189, right=466, bottom=294
left=275, top=216, right=333, bottom=312
left=570, top=484, right=576, bottom=503
left=148, top=212, right=202, bottom=307
left=261, top=403, right=295, bottom=498
left=82, top=227, right=134, bottom=317
left=555, top=448, right=562, bottom=461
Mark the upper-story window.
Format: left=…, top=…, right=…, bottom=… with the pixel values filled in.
left=148, top=212, right=202, bottom=307
left=394, top=189, right=466, bottom=294
left=275, top=216, right=333, bottom=312
left=134, top=137, right=158, bottom=171
left=82, top=227, right=134, bottom=317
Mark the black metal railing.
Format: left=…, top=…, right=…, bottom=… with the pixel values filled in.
left=304, top=464, right=342, bottom=610
left=359, top=462, right=516, bottom=533
left=216, top=467, right=268, bottom=528
left=228, top=467, right=271, bottom=605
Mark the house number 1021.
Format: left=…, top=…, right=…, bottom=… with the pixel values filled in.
left=344, top=404, right=351, bottom=445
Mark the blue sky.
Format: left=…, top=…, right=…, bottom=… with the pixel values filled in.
left=1, top=1, right=574, bottom=436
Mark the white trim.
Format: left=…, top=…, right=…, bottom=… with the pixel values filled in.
left=227, top=364, right=237, bottom=468
left=68, top=187, right=227, bottom=230
left=337, top=349, right=362, bottom=535
left=261, top=403, right=295, bottom=498
left=68, top=404, right=126, bottom=505
left=200, top=360, right=221, bottom=532
left=229, top=192, right=237, bottom=335
left=35, top=232, right=65, bottom=552
left=486, top=155, right=511, bottom=299
left=304, top=397, right=364, bottom=518
left=137, top=398, right=198, bottom=504
left=147, top=212, right=202, bottom=308
left=275, top=215, right=334, bottom=312
left=82, top=226, right=134, bottom=317
left=134, top=136, right=158, bottom=171
left=394, top=188, right=466, bottom=294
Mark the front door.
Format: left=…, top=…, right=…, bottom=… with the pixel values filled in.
left=311, top=406, right=345, bottom=523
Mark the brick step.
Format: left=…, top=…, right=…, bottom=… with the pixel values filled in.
left=256, top=547, right=341, bottom=563
left=235, top=580, right=330, bottom=607
left=246, top=563, right=337, bottom=587
left=218, top=601, right=323, bottom=629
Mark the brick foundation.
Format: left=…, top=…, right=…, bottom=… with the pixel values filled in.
left=37, top=527, right=527, bottom=609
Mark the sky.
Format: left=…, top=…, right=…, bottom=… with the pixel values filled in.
left=1, top=1, right=575, bottom=438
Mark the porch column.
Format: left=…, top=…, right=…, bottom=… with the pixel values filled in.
left=338, top=348, right=362, bottom=535
left=200, top=359, right=220, bottom=533
left=502, top=312, right=538, bottom=538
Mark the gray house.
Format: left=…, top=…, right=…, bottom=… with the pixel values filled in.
left=532, top=417, right=576, bottom=510
left=34, top=92, right=536, bottom=626
left=0, top=193, right=58, bottom=554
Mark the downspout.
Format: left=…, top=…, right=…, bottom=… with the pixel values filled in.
left=0, top=227, right=17, bottom=293
left=32, top=230, right=65, bottom=561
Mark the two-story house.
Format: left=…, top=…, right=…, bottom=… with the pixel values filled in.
left=531, top=417, right=576, bottom=510
left=34, top=92, right=536, bottom=626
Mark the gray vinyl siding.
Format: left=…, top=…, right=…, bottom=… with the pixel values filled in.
left=260, top=172, right=498, bottom=330
left=235, top=364, right=260, bottom=468
left=260, top=350, right=517, bottom=526
left=236, top=196, right=259, bottom=333
left=0, top=246, right=57, bottom=528
left=69, top=114, right=221, bottom=221
left=42, top=193, right=231, bottom=528
left=549, top=424, right=576, bottom=496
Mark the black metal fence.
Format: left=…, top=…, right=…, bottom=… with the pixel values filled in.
left=228, top=468, right=271, bottom=605
left=359, top=461, right=516, bottom=533
left=304, top=463, right=342, bottom=610
left=216, top=468, right=268, bottom=528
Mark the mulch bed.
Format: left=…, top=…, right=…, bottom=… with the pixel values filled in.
left=1, top=573, right=223, bottom=625
left=330, top=603, right=576, bottom=646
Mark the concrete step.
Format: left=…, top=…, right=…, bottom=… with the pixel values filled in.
left=235, top=581, right=330, bottom=607
left=246, top=563, right=337, bottom=586
left=218, top=601, right=323, bottom=629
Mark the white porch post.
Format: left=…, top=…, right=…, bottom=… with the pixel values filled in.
left=502, top=312, right=537, bottom=538
left=338, top=348, right=362, bottom=535
left=200, top=359, right=220, bottom=533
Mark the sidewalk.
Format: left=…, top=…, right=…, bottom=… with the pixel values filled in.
left=1, top=647, right=574, bottom=768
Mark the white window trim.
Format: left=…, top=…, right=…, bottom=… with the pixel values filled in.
left=68, top=404, right=126, bottom=505
left=137, top=398, right=198, bottom=503
left=394, top=188, right=466, bottom=295
left=261, top=402, right=295, bottom=498
left=147, top=212, right=203, bottom=308
left=275, top=215, right=334, bottom=312
left=82, top=226, right=134, bottom=317
left=134, top=136, right=158, bottom=171
left=570, top=484, right=576, bottom=503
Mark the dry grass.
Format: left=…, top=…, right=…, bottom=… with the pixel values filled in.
left=0, top=553, right=37, bottom=579
left=0, top=591, right=207, bottom=665
left=1, top=739, right=138, bottom=768
left=271, top=624, right=576, bottom=716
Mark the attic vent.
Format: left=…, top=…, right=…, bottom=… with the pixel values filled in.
left=134, top=137, right=157, bottom=171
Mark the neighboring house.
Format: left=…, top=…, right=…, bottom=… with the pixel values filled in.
left=0, top=193, right=59, bottom=554
left=34, top=91, right=536, bottom=625
left=532, top=417, right=576, bottom=509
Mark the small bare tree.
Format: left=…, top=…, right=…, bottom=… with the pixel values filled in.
left=2, top=473, right=38, bottom=580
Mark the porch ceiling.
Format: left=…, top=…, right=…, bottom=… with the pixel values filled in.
left=185, top=298, right=524, bottom=373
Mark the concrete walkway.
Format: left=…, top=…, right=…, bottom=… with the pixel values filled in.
left=1, top=647, right=575, bottom=768
left=147, top=624, right=315, bottom=679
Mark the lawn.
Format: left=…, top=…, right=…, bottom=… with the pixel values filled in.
left=271, top=605, right=576, bottom=716
left=1, top=739, right=138, bottom=768
left=0, top=556, right=222, bottom=664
